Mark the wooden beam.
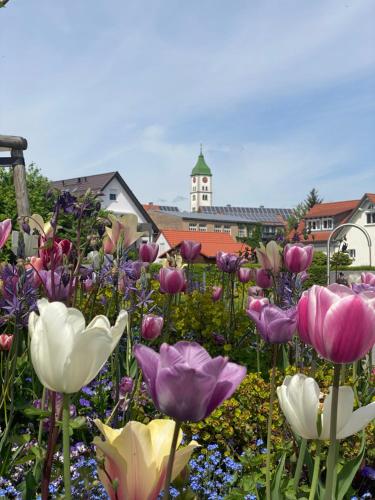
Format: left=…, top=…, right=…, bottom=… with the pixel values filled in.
left=12, top=150, right=30, bottom=217
left=0, top=157, right=15, bottom=167
left=0, top=135, right=28, bottom=151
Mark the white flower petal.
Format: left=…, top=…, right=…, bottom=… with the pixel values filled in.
left=321, top=386, right=354, bottom=440
left=338, top=402, right=375, bottom=439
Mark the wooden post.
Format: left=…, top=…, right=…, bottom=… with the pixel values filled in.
left=12, top=149, right=30, bottom=217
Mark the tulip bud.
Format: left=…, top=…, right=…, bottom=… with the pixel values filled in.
left=141, top=314, right=164, bottom=340
left=237, top=267, right=254, bottom=283
left=180, top=240, right=201, bottom=262
left=283, top=244, right=314, bottom=274
left=0, top=333, right=13, bottom=351
left=139, top=242, right=159, bottom=263
left=119, top=376, right=134, bottom=397
left=255, top=268, right=272, bottom=289
left=22, top=221, right=31, bottom=234
left=212, top=286, right=223, bottom=302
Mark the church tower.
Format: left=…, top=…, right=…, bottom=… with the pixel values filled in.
left=190, top=146, right=213, bottom=212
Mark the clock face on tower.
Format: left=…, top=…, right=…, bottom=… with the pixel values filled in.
left=192, top=177, right=196, bottom=183
left=202, top=177, right=208, bottom=183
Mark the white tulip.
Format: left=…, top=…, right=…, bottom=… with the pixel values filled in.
left=277, top=373, right=375, bottom=440
left=29, top=299, right=127, bottom=393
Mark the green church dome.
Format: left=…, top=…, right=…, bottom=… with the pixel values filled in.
left=191, top=150, right=212, bottom=177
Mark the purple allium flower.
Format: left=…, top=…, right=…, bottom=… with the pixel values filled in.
left=133, top=341, right=246, bottom=422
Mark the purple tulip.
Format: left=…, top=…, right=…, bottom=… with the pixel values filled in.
left=0, top=219, right=12, bottom=249
left=180, top=240, right=201, bottom=262
left=247, top=304, right=297, bottom=343
left=255, top=268, right=272, bottom=289
left=247, top=296, right=269, bottom=313
left=119, top=376, right=134, bottom=397
left=141, top=314, right=164, bottom=340
left=139, top=242, right=159, bottom=263
left=212, top=286, right=223, bottom=302
left=216, top=251, right=242, bottom=273
left=133, top=341, right=246, bottom=422
left=297, top=284, right=375, bottom=363
left=284, top=244, right=314, bottom=274
left=159, top=267, right=186, bottom=294
left=352, top=283, right=375, bottom=294
left=39, top=269, right=77, bottom=300
left=237, top=267, right=255, bottom=283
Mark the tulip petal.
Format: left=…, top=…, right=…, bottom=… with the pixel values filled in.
left=93, top=437, right=127, bottom=500
left=156, top=365, right=217, bottom=421
left=148, top=419, right=183, bottom=468
left=337, top=402, right=375, bottom=439
left=110, top=310, right=128, bottom=348
left=205, top=362, right=246, bottom=417
left=322, top=295, right=375, bottom=363
left=66, top=307, right=86, bottom=334
left=174, top=341, right=212, bottom=368
left=94, top=418, right=123, bottom=443
left=321, top=386, right=355, bottom=440
left=133, top=344, right=160, bottom=402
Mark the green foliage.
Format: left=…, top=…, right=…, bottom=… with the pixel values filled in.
left=305, top=188, right=323, bottom=210
left=287, top=189, right=323, bottom=231
left=0, top=164, right=53, bottom=224
left=312, top=250, right=327, bottom=266
left=330, top=251, right=353, bottom=267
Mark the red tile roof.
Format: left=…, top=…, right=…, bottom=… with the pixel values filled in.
left=305, top=200, right=359, bottom=218
left=366, top=193, right=375, bottom=204
left=143, top=203, right=161, bottom=211
left=159, top=229, right=247, bottom=258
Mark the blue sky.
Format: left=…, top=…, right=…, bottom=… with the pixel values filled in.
left=1, top=0, right=374, bottom=210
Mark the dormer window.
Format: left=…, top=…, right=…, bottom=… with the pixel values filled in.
left=109, top=193, right=117, bottom=201
left=322, top=218, right=333, bottom=229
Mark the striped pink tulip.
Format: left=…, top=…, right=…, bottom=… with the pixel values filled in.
left=0, top=219, right=12, bottom=249
left=297, top=284, right=375, bottom=363
left=284, top=244, right=314, bottom=274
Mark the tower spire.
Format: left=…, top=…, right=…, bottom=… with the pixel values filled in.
left=200, top=143, right=203, bottom=155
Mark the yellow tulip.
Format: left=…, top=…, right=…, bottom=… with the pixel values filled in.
left=94, top=418, right=198, bottom=500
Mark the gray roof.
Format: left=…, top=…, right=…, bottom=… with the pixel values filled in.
left=157, top=205, right=292, bottom=225
left=52, top=172, right=116, bottom=194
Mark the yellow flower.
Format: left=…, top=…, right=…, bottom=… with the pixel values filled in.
left=94, top=419, right=199, bottom=500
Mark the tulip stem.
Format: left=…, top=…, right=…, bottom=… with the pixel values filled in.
left=324, top=363, right=341, bottom=500
left=265, top=344, right=278, bottom=500
left=309, top=441, right=321, bottom=500
left=164, top=419, right=181, bottom=500
left=62, top=393, right=72, bottom=500
left=294, top=438, right=307, bottom=491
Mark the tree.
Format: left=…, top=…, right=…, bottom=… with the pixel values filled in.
left=305, top=188, right=323, bottom=211
left=0, top=164, right=53, bottom=224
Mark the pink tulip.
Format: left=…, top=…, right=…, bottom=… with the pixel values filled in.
left=248, top=286, right=264, bottom=297
left=212, top=286, right=223, bottom=302
left=180, top=240, right=201, bottom=262
left=284, top=244, right=314, bottom=274
left=237, top=267, right=255, bottom=283
left=0, top=219, right=12, bottom=249
left=255, top=268, right=272, bottom=289
left=139, top=242, right=159, bottom=263
left=159, top=267, right=186, bottom=294
left=361, top=272, right=375, bottom=286
left=141, top=314, right=164, bottom=340
left=103, top=235, right=116, bottom=254
left=247, top=296, right=269, bottom=313
left=0, top=334, right=13, bottom=351
left=297, top=284, right=375, bottom=363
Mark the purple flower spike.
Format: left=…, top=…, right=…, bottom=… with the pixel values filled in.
left=133, top=341, right=246, bottom=422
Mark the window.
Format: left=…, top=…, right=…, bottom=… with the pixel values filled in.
left=263, top=226, right=275, bottom=234
left=199, top=224, right=207, bottom=232
left=348, top=249, right=356, bottom=259
left=322, top=218, right=333, bottom=229
left=189, top=223, right=198, bottom=231
left=202, top=194, right=208, bottom=201
left=192, top=194, right=196, bottom=201
left=307, top=219, right=321, bottom=231
left=366, top=213, right=375, bottom=224
left=214, top=224, right=222, bottom=232
left=223, top=225, right=231, bottom=234
left=109, top=193, right=117, bottom=201
left=238, top=225, right=247, bottom=237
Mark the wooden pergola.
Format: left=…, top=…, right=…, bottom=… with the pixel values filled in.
left=0, top=134, right=30, bottom=217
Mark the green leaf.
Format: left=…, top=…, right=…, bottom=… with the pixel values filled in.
left=336, top=433, right=366, bottom=500
left=271, top=451, right=287, bottom=499
left=69, top=416, right=86, bottom=430
left=23, top=408, right=51, bottom=418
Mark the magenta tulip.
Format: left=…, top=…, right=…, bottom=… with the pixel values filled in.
left=361, top=272, right=375, bottom=286
left=133, top=341, right=246, bottom=422
left=255, top=268, right=272, bottom=289
left=0, top=219, right=12, bottom=249
left=212, top=286, right=223, bottom=302
left=180, top=240, right=201, bottom=262
left=141, top=314, right=164, bottom=340
left=284, top=244, right=314, bottom=274
left=159, top=267, right=186, bottom=294
left=237, top=267, right=254, bottom=283
left=247, top=296, right=269, bottom=313
left=139, top=242, right=159, bottom=263
left=247, top=304, right=297, bottom=343
left=297, top=284, right=375, bottom=363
